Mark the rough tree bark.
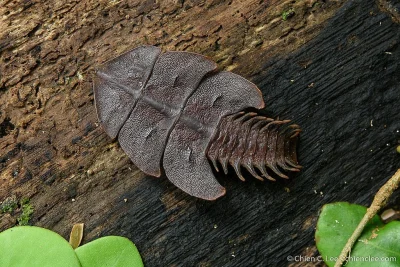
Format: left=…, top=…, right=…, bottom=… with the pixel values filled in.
left=1, top=0, right=399, bottom=266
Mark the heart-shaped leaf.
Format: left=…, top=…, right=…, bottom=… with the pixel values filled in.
left=0, top=226, right=144, bottom=267
left=75, top=236, right=144, bottom=267
left=0, top=226, right=81, bottom=267
left=316, top=202, right=400, bottom=266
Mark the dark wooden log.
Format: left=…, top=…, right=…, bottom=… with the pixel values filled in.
left=1, top=0, right=399, bottom=266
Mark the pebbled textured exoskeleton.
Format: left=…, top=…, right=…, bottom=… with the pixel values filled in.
left=93, top=45, right=301, bottom=200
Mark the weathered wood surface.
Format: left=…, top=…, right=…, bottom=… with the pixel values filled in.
left=1, top=0, right=400, bottom=266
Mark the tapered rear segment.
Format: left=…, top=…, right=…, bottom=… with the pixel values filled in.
left=163, top=71, right=264, bottom=200
left=206, top=113, right=301, bottom=182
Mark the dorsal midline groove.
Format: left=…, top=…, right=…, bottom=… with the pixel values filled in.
left=97, top=53, right=159, bottom=138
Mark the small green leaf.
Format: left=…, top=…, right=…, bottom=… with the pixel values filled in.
left=0, top=226, right=81, bottom=267
left=75, top=236, right=144, bottom=267
left=0, top=195, right=18, bottom=213
left=316, top=202, right=400, bottom=266
left=282, top=8, right=295, bottom=21
left=17, top=198, right=34, bottom=226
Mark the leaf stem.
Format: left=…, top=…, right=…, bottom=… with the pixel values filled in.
left=334, top=169, right=400, bottom=267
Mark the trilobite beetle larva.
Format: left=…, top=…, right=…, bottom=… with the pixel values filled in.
left=93, top=45, right=301, bottom=200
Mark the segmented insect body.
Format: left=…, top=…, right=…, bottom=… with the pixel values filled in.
left=93, top=45, right=301, bottom=200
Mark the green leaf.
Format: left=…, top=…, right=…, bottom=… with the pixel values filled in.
left=0, top=226, right=81, bottom=267
left=17, top=198, right=34, bottom=226
left=316, top=202, right=400, bottom=267
left=75, top=236, right=144, bottom=267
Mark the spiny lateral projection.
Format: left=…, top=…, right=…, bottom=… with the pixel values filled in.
left=93, top=45, right=301, bottom=200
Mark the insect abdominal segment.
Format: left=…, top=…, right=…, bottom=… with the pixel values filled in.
left=93, top=45, right=301, bottom=200
left=206, top=112, right=301, bottom=182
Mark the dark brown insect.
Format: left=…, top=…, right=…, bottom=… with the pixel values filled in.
left=93, top=45, right=301, bottom=200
